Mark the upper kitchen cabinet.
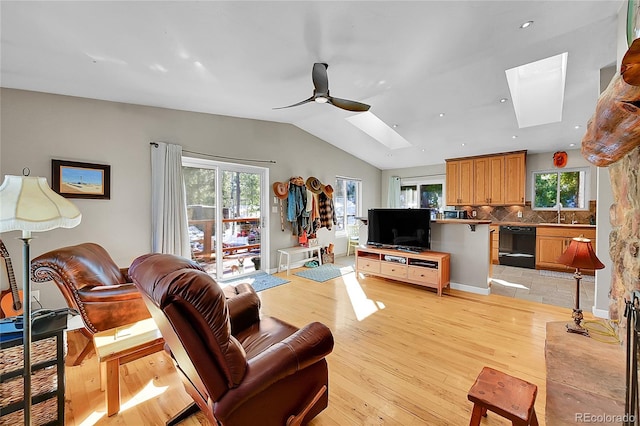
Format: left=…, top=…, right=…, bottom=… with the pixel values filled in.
left=446, top=151, right=526, bottom=206
left=474, top=155, right=505, bottom=205
left=446, top=158, right=473, bottom=206
left=503, top=152, right=526, bottom=205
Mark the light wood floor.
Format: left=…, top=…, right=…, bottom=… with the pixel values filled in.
left=64, top=264, right=591, bottom=425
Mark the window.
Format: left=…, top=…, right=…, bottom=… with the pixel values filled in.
left=399, top=177, right=445, bottom=211
left=532, top=168, right=589, bottom=210
left=335, top=177, right=361, bottom=232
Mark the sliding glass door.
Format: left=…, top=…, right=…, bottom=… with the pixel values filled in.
left=182, top=157, right=268, bottom=280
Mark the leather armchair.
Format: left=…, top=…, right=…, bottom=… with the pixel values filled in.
left=31, top=243, right=151, bottom=365
left=129, top=253, right=334, bottom=426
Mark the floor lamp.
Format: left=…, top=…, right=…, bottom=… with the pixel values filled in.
left=557, top=237, right=605, bottom=336
left=0, top=174, right=81, bottom=425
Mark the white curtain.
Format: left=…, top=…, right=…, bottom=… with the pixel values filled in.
left=151, top=142, right=191, bottom=258
left=388, top=176, right=401, bottom=208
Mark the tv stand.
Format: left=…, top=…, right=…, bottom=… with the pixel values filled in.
left=356, top=246, right=450, bottom=296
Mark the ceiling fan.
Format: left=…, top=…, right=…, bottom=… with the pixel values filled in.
left=275, top=63, right=370, bottom=112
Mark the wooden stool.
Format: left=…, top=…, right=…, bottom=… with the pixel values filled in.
left=467, top=367, right=538, bottom=426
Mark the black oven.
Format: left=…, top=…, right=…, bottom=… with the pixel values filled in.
left=498, top=226, right=536, bottom=269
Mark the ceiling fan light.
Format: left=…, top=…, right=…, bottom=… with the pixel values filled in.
left=315, top=97, right=328, bottom=104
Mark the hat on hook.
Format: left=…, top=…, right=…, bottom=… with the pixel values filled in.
left=273, top=181, right=288, bottom=199
left=306, top=177, right=323, bottom=194
left=322, top=184, right=334, bottom=197
left=290, top=176, right=305, bottom=186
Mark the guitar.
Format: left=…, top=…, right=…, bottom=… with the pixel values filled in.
left=0, top=239, right=23, bottom=317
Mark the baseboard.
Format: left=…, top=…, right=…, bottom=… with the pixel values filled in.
left=591, top=305, right=610, bottom=319
left=450, top=282, right=491, bottom=295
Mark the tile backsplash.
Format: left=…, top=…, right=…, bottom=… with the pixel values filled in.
left=457, top=200, right=596, bottom=225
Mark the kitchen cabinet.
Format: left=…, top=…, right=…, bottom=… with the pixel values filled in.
left=490, top=225, right=500, bottom=264
left=446, top=159, right=473, bottom=205
left=446, top=150, right=526, bottom=207
left=503, top=152, right=526, bottom=205
left=536, top=226, right=596, bottom=274
left=474, top=156, right=505, bottom=205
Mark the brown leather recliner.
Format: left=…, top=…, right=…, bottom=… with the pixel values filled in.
left=31, top=243, right=151, bottom=365
left=128, top=253, right=334, bottom=426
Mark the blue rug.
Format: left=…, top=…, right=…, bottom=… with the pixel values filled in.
left=294, top=264, right=353, bottom=283
left=223, top=271, right=289, bottom=292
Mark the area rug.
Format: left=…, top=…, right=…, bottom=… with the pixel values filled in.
left=294, top=264, right=353, bottom=283
left=539, top=269, right=595, bottom=282
left=223, top=271, right=290, bottom=292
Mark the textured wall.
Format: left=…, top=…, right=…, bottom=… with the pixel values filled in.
left=607, top=147, right=640, bottom=322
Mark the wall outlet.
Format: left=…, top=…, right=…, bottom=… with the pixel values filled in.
left=472, top=210, right=477, bottom=217
left=273, top=196, right=278, bottom=204
left=517, top=211, right=523, bottom=218
left=272, top=206, right=278, bottom=214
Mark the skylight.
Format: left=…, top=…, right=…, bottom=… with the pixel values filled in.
left=505, top=52, right=568, bottom=128
left=346, top=112, right=412, bottom=150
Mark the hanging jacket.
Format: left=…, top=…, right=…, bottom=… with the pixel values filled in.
left=318, top=192, right=337, bottom=230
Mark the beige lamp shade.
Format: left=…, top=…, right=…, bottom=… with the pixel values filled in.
left=0, top=175, right=82, bottom=233
left=556, top=237, right=605, bottom=270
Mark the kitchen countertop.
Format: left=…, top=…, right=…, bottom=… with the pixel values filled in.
left=493, top=222, right=596, bottom=228
left=433, top=220, right=596, bottom=228
left=433, top=219, right=492, bottom=225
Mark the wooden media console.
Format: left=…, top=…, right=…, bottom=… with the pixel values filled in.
left=355, top=246, right=450, bottom=296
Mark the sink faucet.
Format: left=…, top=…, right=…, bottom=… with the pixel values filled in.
left=556, top=202, right=564, bottom=224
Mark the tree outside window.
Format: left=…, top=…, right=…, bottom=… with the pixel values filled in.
left=533, top=169, right=587, bottom=209
left=400, top=181, right=444, bottom=212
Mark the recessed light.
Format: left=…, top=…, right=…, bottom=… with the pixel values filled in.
left=439, top=113, right=445, bottom=117
left=512, top=135, right=518, bottom=139
left=520, top=21, right=533, bottom=29
left=421, top=148, right=425, bottom=152
left=461, top=143, right=466, bottom=147
left=500, top=98, right=508, bottom=103
left=574, top=125, right=581, bottom=129
left=392, top=124, right=399, bottom=128
left=569, top=143, right=576, bottom=147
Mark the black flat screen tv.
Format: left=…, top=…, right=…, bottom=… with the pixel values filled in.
left=367, top=208, right=431, bottom=251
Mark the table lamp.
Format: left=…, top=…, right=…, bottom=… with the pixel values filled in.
left=0, top=174, right=81, bottom=424
left=556, top=237, right=605, bottom=336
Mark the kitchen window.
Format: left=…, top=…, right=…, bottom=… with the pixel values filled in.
left=532, top=168, right=589, bottom=210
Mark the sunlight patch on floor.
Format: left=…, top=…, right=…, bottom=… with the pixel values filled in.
left=79, top=380, right=169, bottom=426
left=343, top=273, right=384, bottom=321
left=490, top=278, right=530, bottom=290
left=79, top=411, right=104, bottom=426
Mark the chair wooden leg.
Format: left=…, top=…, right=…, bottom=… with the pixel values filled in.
left=469, top=404, right=486, bottom=426
left=286, top=385, right=327, bottom=426
left=70, top=332, right=95, bottom=366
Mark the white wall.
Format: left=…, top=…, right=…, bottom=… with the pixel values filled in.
left=0, top=88, right=381, bottom=308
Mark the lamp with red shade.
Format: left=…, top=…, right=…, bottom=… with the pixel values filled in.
left=556, top=237, right=605, bottom=336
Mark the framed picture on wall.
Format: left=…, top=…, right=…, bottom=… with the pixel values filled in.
left=52, top=159, right=111, bottom=199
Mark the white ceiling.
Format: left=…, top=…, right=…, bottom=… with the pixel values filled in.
left=0, top=1, right=623, bottom=170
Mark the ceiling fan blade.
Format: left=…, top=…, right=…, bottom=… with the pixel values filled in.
left=312, top=63, right=329, bottom=96
left=329, top=97, right=371, bottom=112
left=273, top=96, right=315, bottom=110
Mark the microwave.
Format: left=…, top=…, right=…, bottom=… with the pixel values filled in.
left=443, top=210, right=468, bottom=219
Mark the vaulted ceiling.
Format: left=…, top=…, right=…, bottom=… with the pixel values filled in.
left=0, top=1, right=623, bottom=169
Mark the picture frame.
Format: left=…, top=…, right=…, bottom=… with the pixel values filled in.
left=51, top=159, right=111, bottom=199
